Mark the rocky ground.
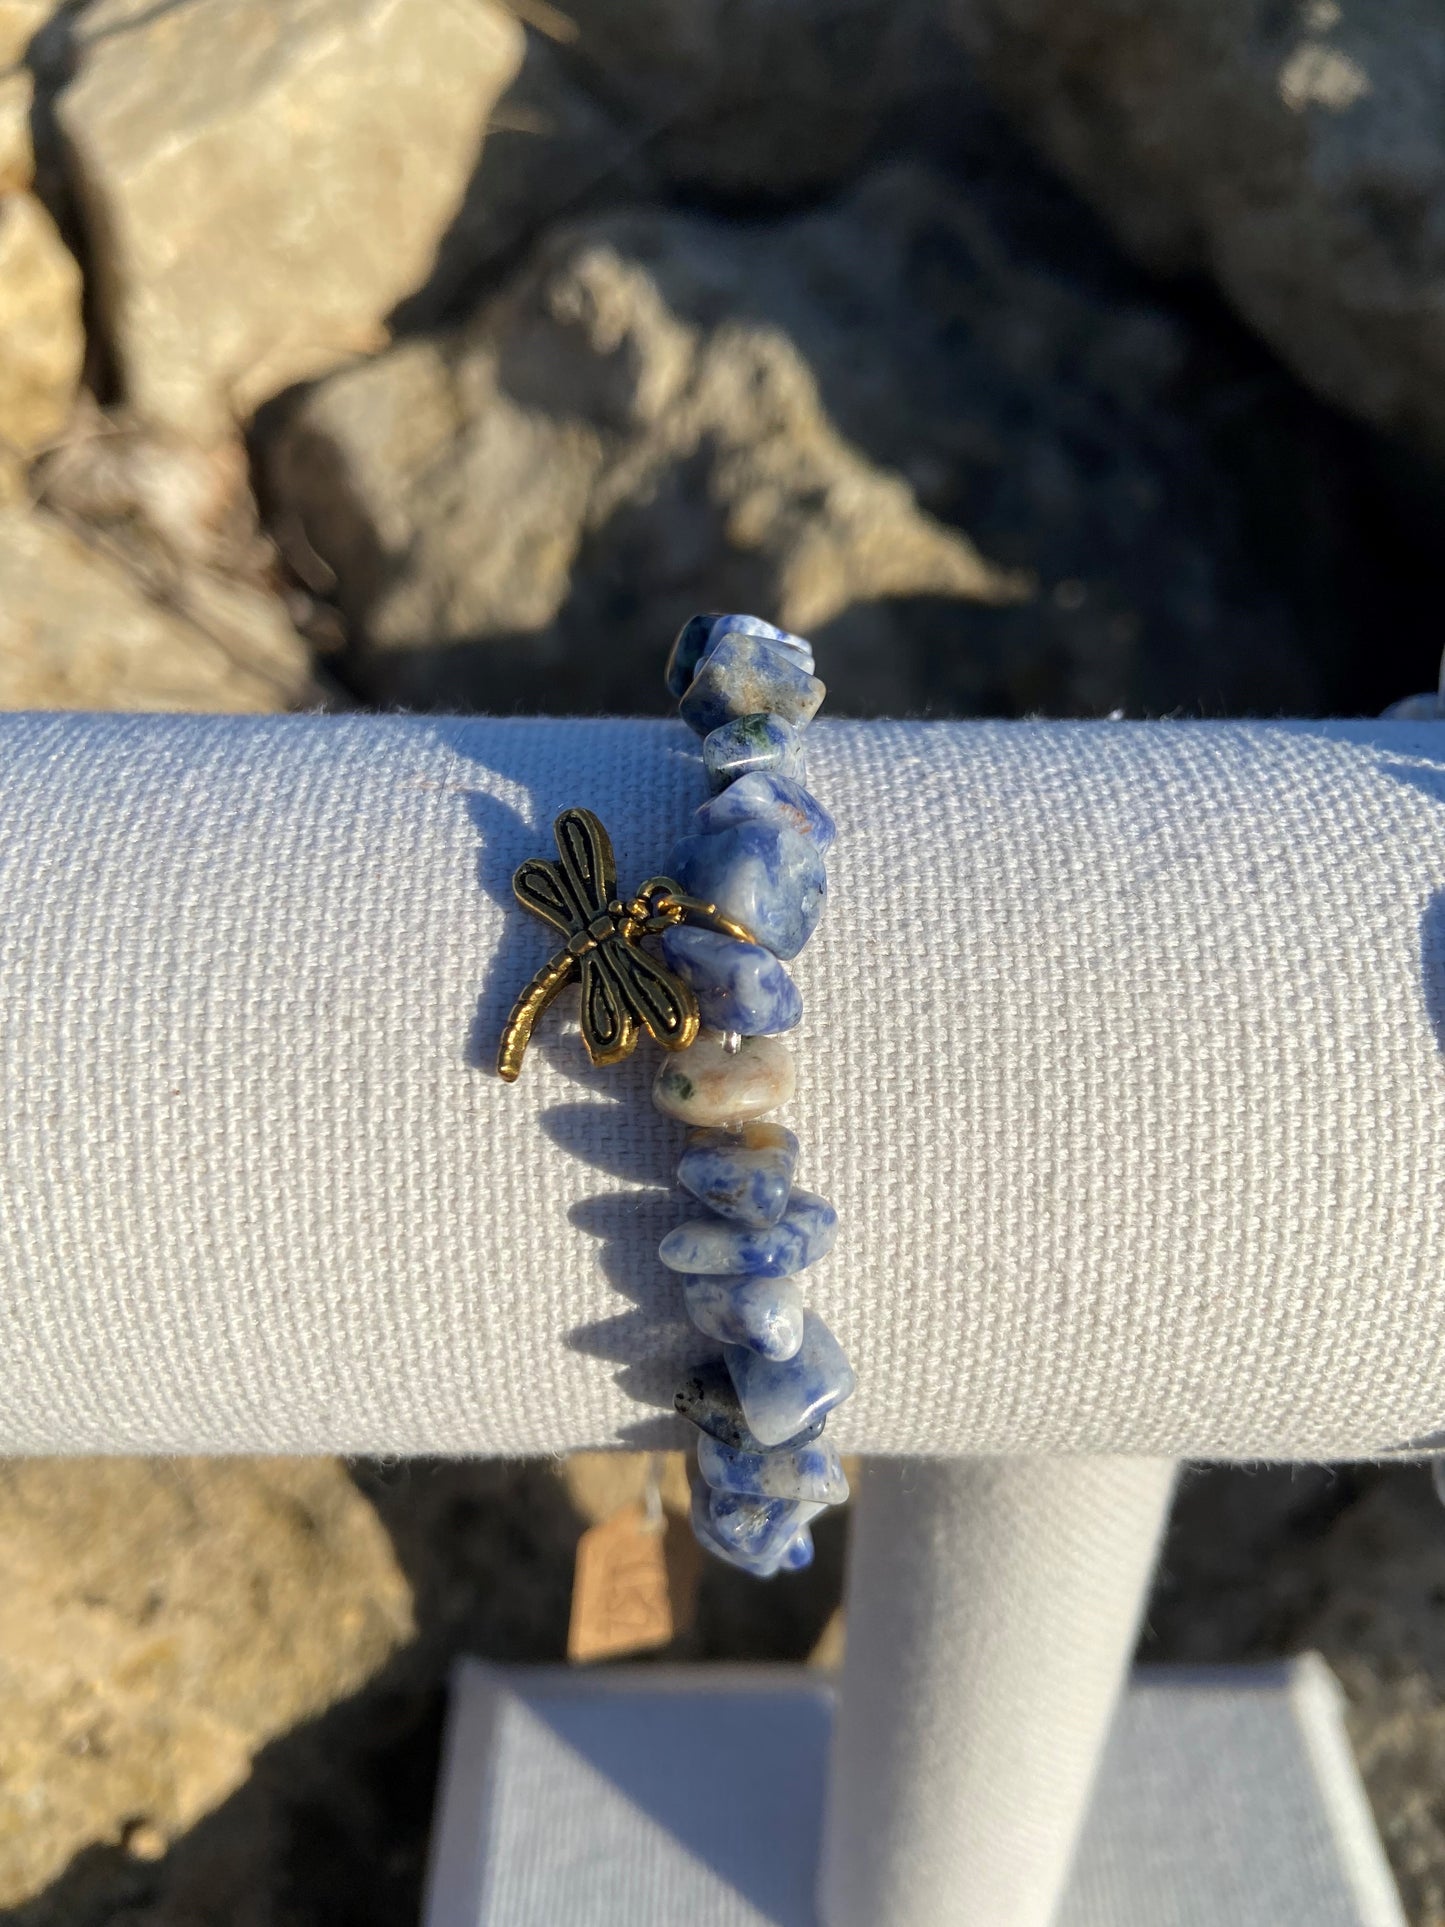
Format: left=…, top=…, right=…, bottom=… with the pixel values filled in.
left=3, top=0, right=1445, bottom=1919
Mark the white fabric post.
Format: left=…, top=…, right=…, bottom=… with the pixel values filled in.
left=821, top=1457, right=1178, bottom=1927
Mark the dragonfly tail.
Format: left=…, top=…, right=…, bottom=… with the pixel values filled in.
left=496, top=950, right=575, bottom=1081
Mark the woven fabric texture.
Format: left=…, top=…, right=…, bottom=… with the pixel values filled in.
left=430, top=1653, right=1403, bottom=1927
left=821, top=1456, right=1176, bottom=1927
left=2, top=711, right=1444, bottom=1457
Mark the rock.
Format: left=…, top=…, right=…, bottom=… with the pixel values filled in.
left=266, top=165, right=1374, bottom=717
left=37, top=407, right=289, bottom=573
left=697, top=1430, right=850, bottom=1505
left=0, top=503, right=316, bottom=710
left=0, top=444, right=25, bottom=506
left=560, top=1450, right=692, bottom=1526
left=0, top=66, right=32, bottom=192
left=56, top=0, right=525, bottom=442
left=701, top=714, right=806, bottom=794
left=27, top=406, right=345, bottom=705
left=0, top=0, right=49, bottom=191
left=264, top=178, right=1026, bottom=713
left=0, top=1458, right=413, bottom=1909
left=390, top=30, right=655, bottom=331
left=947, top=0, right=1445, bottom=459
left=0, top=191, right=81, bottom=454
left=676, top=629, right=826, bottom=735
left=553, top=0, right=939, bottom=198
left=0, top=0, right=53, bottom=58
left=1296, top=1473, right=1445, bottom=1925
left=0, top=1453, right=841, bottom=1919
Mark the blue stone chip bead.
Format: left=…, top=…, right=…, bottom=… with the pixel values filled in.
left=694, top=770, right=835, bottom=852
left=682, top=1273, right=805, bottom=1361
left=702, top=713, right=805, bottom=793
left=674, top=1355, right=824, bottom=1453
left=707, top=614, right=815, bottom=676
left=677, top=1121, right=799, bottom=1227
left=697, top=1429, right=850, bottom=1504
left=778, top=1527, right=815, bottom=1572
left=667, top=613, right=815, bottom=703
left=688, top=1482, right=801, bottom=1577
left=679, top=633, right=826, bottom=737
left=690, top=1484, right=818, bottom=1578
left=665, top=611, right=723, bottom=701
left=725, top=1310, right=856, bottom=1448
left=658, top=925, right=802, bottom=1036
left=659, top=1188, right=837, bottom=1278
left=706, top=1487, right=825, bottom=1562
left=670, top=820, right=826, bottom=961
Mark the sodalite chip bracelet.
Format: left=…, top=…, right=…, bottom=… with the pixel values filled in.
left=498, top=611, right=855, bottom=1577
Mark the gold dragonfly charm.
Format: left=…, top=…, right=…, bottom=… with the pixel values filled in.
left=497, top=807, right=752, bottom=1082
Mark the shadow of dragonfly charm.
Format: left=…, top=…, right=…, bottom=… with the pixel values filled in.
left=497, top=807, right=754, bottom=1081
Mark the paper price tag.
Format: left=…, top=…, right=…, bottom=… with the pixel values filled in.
left=567, top=1499, right=698, bottom=1663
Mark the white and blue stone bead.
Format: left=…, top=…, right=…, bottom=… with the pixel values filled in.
left=658, top=926, right=802, bottom=1036
left=674, top=1355, right=825, bottom=1454
left=681, top=1273, right=805, bottom=1360
left=702, top=1487, right=825, bottom=1565
left=702, top=713, right=805, bottom=792
left=724, top=1311, right=857, bottom=1449
left=777, top=1527, right=816, bottom=1572
left=679, top=632, right=826, bottom=737
left=689, top=1482, right=817, bottom=1578
left=669, top=820, right=826, bottom=961
left=677, top=1122, right=799, bottom=1227
left=697, top=1430, right=849, bottom=1505
left=659, top=1188, right=837, bottom=1278
left=666, top=612, right=815, bottom=703
left=708, top=614, right=815, bottom=676
left=652, top=1030, right=794, bottom=1126
left=665, top=611, right=723, bottom=700
left=694, top=770, right=835, bottom=851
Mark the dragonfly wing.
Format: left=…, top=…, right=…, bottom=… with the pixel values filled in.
left=513, top=856, right=576, bottom=936
left=579, top=950, right=638, bottom=1066
left=596, top=939, right=699, bottom=1054
left=554, top=809, right=617, bottom=921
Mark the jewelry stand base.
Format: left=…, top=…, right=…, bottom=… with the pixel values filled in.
left=423, top=1657, right=1403, bottom=1927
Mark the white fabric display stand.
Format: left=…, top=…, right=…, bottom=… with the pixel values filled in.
left=426, top=1654, right=1404, bottom=1926
left=822, top=1457, right=1178, bottom=1927
left=1, top=712, right=1440, bottom=1923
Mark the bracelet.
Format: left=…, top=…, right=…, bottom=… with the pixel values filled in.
left=498, top=611, right=854, bottom=1578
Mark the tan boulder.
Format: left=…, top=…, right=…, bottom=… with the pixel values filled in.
left=0, top=0, right=53, bottom=59
left=266, top=186, right=1024, bottom=713
left=265, top=167, right=1362, bottom=719
left=0, top=66, right=31, bottom=192
left=0, top=1459, right=412, bottom=1907
left=0, top=503, right=315, bottom=710
left=0, top=2, right=63, bottom=190
left=0, top=191, right=82, bottom=454
left=57, top=0, right=524, bottom=442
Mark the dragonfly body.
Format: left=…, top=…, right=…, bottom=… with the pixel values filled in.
left=497, top=808, right=750, bottom=1082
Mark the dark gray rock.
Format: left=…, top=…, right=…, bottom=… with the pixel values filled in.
left=949, top=0, right=1445, bottom=460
